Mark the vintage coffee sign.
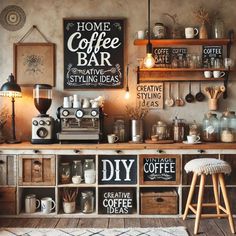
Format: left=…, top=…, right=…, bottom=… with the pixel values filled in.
left=63, top=19, right=124, bottom=89
left=136, top=83, right=163, bottom=109
left=98, top=155, right=137, bottom=185
left=139, top=155, right=180, bottom=185
left=202, top=46, right=223, bottom=67
left=153, top=47, right=171, bottom=67
left=98, top=188, right=134, bottom=214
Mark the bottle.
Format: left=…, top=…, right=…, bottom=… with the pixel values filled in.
left=202, top=113, right=219, bottom=142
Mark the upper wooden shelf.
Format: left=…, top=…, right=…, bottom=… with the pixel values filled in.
left=134, top=39, right=232, bottom=46
left=138, top=68, right=230, bottom=72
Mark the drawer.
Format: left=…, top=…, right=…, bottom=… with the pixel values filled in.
left=141, top=190, right=178, bottom=215
left=18, top=155, right=55, bottom=186
left=0, top=187, right=16, bottom=215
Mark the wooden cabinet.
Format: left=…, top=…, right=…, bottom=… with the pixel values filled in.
left=18, top=155, right=55, bottom=186
left=0, top=155, right=16, bottom=186
left=0, top=187, right=16, bottom=215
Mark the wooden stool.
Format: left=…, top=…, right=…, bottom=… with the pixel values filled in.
left=183, top=158, right=235, bottom=235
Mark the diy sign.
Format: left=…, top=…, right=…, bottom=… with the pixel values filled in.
left=202, top=46, right=223, bottom=67
left=98, top=188, right=134, bottom=214
left=136, top=83, right=163, bottom=109
left=63, top=19, right=124, bottom=89
left=98, top=155, right=137, bottom=185
left=139, top=155, right=180, bottom=185
left=153, top=47, right=171, bottom=67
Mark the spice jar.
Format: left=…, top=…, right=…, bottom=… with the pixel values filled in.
left=202, top=113, right=219, bottom=142
left=220, top=111, right=236, bottom=142
left=60, top=162, right=71, bottom=184
left=173, top=117, right=186, bottom=142
left=113, top=119, right=125, bottom=142
left=153, top=23, right=166, bottom=39
left=81, top=191, right=94, bottom=213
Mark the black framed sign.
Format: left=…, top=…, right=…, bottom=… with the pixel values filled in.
left=202, top=46, right=223, bottom=67
left=63, top=18, right=125, bottom=89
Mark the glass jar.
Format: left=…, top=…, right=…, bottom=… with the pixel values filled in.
left=173, top=117, right=186, bottom=142
left=189, top=121, right=200, bottom=136
left=113, top=119, right=125, bottom=142
left=220, top=111, right=236, bottom=142
left=60, top=162, right=71, bottom=184
left=72, top=160, right=83, bottom=178
left=152, top=121, right=168, bottom=140
left=83, top=159, right=95, bottom=171
left=81, top=191, right=94, bottom=213
left=213, top=17, right=225, bottom=39
left=153, top=22, right=166, bottom=39
left=202, top=113, right=219, bottom=142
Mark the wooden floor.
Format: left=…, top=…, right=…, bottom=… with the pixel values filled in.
left=0, top=218, right=235, bottom=235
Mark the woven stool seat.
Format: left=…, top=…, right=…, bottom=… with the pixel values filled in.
left=184, top=158, right=231, bottom=175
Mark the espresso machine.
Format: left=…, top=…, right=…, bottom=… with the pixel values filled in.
left=57, top=102, right=103, bottom=143
left=31, top=84, right=54, bottom=144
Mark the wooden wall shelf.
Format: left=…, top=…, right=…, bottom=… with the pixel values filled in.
left=138, top=68, right=229, bottom=72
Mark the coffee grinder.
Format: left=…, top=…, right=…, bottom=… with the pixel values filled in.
left=31, top=84, right=54, bottom=144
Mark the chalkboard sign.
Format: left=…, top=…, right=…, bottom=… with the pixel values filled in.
left=136, top=83, right=163, bottom=109
left=171, top=48, right=187, bottom=59
left=153, top=47, right=171, bottom=67
left=98, top=155, right=137, bottom=185
left=202, top=46, right=223, bottom=67
left=98, top=187, right=135, bottom=214
left=139, top=155, right=180, bottom=185
left=63, top=19, right=125, bottom=89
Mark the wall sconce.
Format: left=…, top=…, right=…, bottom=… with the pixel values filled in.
left=0, top=74, right=22, bottom=143
left=125, top=64, right=130, bottom=99
left=143, top=0, right=155, bottom=69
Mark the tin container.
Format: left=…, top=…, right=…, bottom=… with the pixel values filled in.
left=131, top=119, right=143, bottom=142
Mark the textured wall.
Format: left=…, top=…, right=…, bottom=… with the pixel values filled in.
left=0, top=0, right=235, bottom=141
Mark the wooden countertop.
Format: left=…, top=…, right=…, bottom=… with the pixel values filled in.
left=0, top=141, right=236, bottom=150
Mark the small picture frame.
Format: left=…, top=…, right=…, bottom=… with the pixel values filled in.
left=14, top=43, right=55, bottom=86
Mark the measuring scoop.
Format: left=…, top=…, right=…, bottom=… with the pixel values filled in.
left=165, top=83, right=174, bottom=107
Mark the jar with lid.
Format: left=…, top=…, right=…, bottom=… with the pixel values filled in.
left=220, top=111, right=236, bottom=142
left=153, top=23, right=166, bottom=39
left=72, top=160, right=83, bottom=178
left=202, top=113, right=219, bottom=142
left=189, top=120, right=200, bottom=136
left=81, top=191, right=94, bottom=213
left=152, top=121, right=168, bottom=140
left=83, top=159, right=95, bottom=171
left=60, top=162, right=71, bottom=184
left=173, top=117, right=186, bottom=142
left=113, top=119, right=125, bottom=142
left=212, top=17, right=225, bottom=39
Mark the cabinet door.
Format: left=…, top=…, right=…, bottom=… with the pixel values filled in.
left=0, top=187, right=16, bottom=215
left=0, top=155, right=16, bottom=186
left=18, top=155, right=55, bottom=186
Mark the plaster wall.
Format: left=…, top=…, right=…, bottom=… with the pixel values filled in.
left=0, top=0, right=235, bottom=141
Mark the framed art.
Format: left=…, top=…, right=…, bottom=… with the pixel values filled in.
left=63, top=18, right=125, bottom=89
left=14, top=43, right=55, bottom=86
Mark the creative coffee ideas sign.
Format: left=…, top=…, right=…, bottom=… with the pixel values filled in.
left=63, top=19, right=124, bottom=89
left=137, top=83, right=163, bottom=109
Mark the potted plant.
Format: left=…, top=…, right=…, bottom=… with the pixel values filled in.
left=61, top=188, right=78, bottom=214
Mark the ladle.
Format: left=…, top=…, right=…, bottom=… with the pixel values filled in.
left=175, top=82, right=185, bottom=106
left=165, top=83, right=174, bottom=107
left=185, top=82, right=194, bottom=103
left=195, top=82, right=205, bottom=102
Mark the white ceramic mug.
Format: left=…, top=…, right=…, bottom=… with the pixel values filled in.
left=41, top=197, right=56, bottom=214
left=63, top=97, right=71, bottom=108
left=185, top=27, right=199, bottom=39
left=84, top=169, right=96, bottom=184
left=213, top=71, right=225, bottom=78
left=107, top=134, right=119, bottom=144
left=204, top=71, right=212, bottom=78
left=133, top=135, right=141, bottom=142
left=187, top=135, right=200, bottom=144
left=136, top=30, right=145, bottom=39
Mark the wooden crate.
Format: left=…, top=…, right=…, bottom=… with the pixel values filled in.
left=0, top=155, right=16, bottom=186
left=18, top=155, right=55, bottom=186
left=141, top=190, right=178, bottom=215
left=0, top=187, right=16, bottom=215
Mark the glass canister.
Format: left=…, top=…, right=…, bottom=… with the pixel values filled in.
left=153, top=22, right=166, bottom=39
left=212, top=17, right=225, bottom=39
left=113, top=119, right=125, bottom=142
left=60, top=162, right=71, bottom=184
left=173, top=117, right=186, bottom=142
left=152, top=121, right=168, bottom=140
left=189, top=120, right=200, bottom=136
left=202, top=113, right=219, bottom=142
left=220, top=111, right=236, bottom=142
left=83, top=159, right=95, bottom=171
left=81, top=191, right=94, bottom=213
left=72, top=160, right=83, bottom=178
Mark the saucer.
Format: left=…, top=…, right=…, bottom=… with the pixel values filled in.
left=183, top=141, right=202, bottom=144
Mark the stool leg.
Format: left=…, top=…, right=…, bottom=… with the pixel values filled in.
left=194, top=174, right=206, bottom=235
left=212, top=174, right=220, bottom=218
left=219, top=173, right=235, bottom=234
left=183, top=172, right=198, bottom=220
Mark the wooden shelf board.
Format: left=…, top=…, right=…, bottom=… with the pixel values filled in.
left=138, top=77, right=224, bottom=82
left=138, top=68, right=229, bottom=72
left=57, top=183, right=96, bottom=187
left=134, top=38, right=232, bottom=46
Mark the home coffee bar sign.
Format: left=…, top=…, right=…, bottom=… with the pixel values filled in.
left=137, top=83, right=163, bottom=109
left=63, top=19, right=124, bottom=89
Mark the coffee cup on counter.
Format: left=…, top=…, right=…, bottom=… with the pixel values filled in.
left=204, top=71, right=212, bottom=78
left=41, top=197, right=56, bottom=214
left=107, top=134, right=119, bottom=144
left=213, top=71, right=225, bottom=78
left=187, top=135, right=200, bottom=144
left=185, top=27, right=199, bottom=39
